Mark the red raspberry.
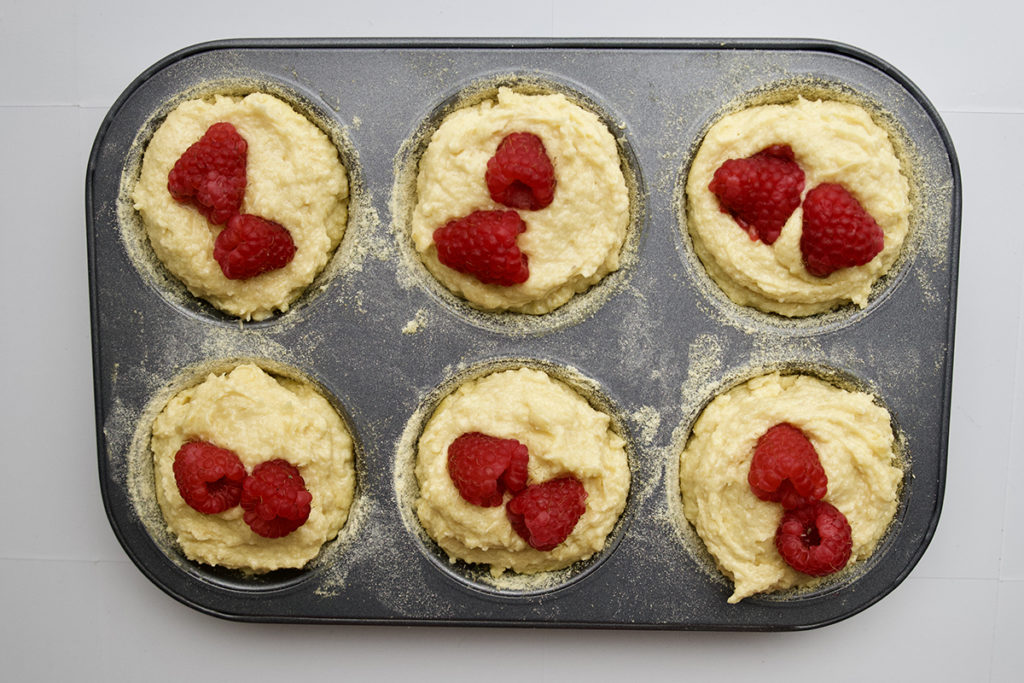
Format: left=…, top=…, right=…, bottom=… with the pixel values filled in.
left=213, top=213, right=296, bottom=280
left=708, top=144, right=805, bottom=245
left=485, top=132, right=556, bottom=211
left=800, top=183, right=885, bottom=277
left=172, top=441, right=246, bottom=514
left=447, top=432, right=529, bottom=507
left=433, top=210, right=529, bottom=286
left=775, top=500, right=852, bottom=576
left=506, top=477, right=588, bottom=551
left=167, top=121, right=247, bottom=225
left=748, top=422, right=828, bottom=510
left=240, top=459, right=312, bottom=538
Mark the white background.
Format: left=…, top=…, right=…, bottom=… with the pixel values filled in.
left=2, top=0, right=1022, bottom=680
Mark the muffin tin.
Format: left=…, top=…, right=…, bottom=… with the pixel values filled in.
left=87, top=38, right=961, bottom=629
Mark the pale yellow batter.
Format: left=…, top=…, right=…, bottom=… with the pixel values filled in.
left=679, top=372, right=902, bottom=602
left=686, top=97, right=910, bottom=316
left=415, top=367, right=630, bottom=575
left=151, top=364, right=356, bottom=572
left=133, top=93, right=349, bottom=320
left=411, top=88, right=630, bottom=314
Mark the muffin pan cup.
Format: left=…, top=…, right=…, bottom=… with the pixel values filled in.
left=87, top=38, right=960, bottom=629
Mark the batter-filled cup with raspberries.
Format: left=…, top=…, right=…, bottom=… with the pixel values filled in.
left=131, top=92, right=349, bottom=321
left=685, top=95, right=911, bottom=317
left=409, top=87, right=632, bottom=316
left=679, top=371, right=903, bottom=603
left=412, top=365, right=630, bottom=581
left=149, top=363, right=357, bottom=573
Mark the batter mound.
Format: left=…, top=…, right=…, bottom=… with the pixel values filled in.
left=411, top=87, right=630, bottom=314
left=686, top=97, right=910, bottom=316
left=151, top=364, right=356, bottom=572
left=679, top=372, right=903, bottom=603
left=415, top=367, right=630, bottom=576
left=132, top=92, right=349, bottom=321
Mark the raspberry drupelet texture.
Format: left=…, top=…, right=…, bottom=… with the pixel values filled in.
left=433, top=209, right=529, bottom=286
left=167, top=121, right=248, bottom=226
left=708, top=144, right=805, bottom=245
left=800, top=183, right=885, bottom=277
left=748, top=422, right=828, bottom=510
left=506, top=477, right=588, bottom=551
left=485, top=132, right=557, bottom=211
left=447, top=432, right=530, bottom=507
left=775, top=500, right=853, bottom=576
left=213, top=213, right=297, bottom=280
left=172, top=441, right=247, bottom=514
left=240, top=459, right=313, bottom=538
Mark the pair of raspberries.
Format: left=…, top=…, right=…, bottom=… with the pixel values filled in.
left=709, top=144, right=885, bottom=277
left=167, top=122, right=296, bottom=280
left=173, top=441, right=312, bottom=539
left=748, top=422, right=853, bottom=576
left=447, top=432, right=587, bottom=552
left=433, top=132, right=557, bottom=286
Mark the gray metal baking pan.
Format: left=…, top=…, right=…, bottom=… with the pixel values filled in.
left=86, top=38, right=960, bottom=629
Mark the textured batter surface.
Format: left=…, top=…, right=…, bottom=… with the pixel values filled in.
left=679, top=372, right=903, bottom=602
left=415, top=367, right=630, bottom=575
left=132, top=92, right=348, bottom=320
left=151, top=364, right=355, bottom=571
left=686, top=97, right=910, bottom=316
left=411, top=88, right=630, bottom=314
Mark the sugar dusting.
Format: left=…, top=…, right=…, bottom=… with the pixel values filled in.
left=627, top=405, right=661, bottom=447
left=401, top=308, right=429, bottom=335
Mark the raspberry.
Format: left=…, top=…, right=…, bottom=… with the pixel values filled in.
left=447, top=432, right=529, bottom=507
left=485, top=132, right=556, bottom=211
left=213, top=214, right=296, bottom=280
left=172, top=441, right=246, bottom=514
left=775, top=501, right=852, bottom=576
left=167, top=121, right=248, bottom=225
left=240, top=459, right=312, bottom=538
left=708, top=144, right=805, bottom=245
left=748, top=422, right=828, bottom=510
left=800, top=183, right=885, bottom=277
left=433, top=210, right=529, bottom=286
left=506, top=477, right=588, bottom=551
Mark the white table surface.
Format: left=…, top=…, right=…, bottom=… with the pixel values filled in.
left=2, top=1, right=1021, bottom=680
